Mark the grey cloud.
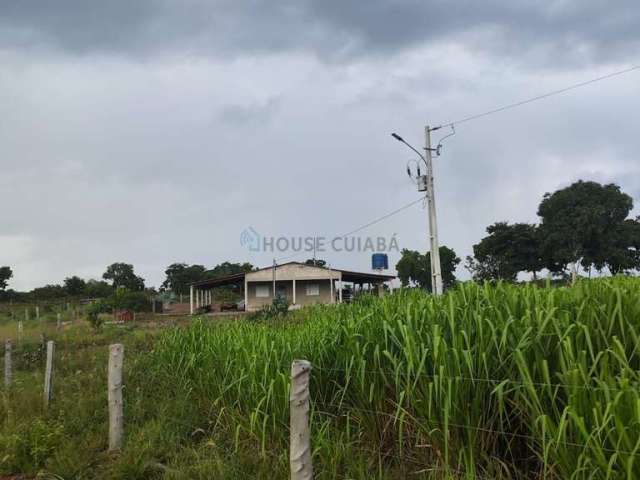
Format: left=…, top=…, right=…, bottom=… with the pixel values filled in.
left=0, top=1, right=638, bottom=65
left=219, top=97, right=281, bottom=126
left=1, top=2, right=639, bottom=291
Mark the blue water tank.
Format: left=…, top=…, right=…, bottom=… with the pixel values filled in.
left=372, top=253, right=389, bottom=270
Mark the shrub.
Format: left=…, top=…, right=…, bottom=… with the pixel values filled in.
left=249, top=295, right=290, bottom=321
left=85, top=299, right=110, bottom=332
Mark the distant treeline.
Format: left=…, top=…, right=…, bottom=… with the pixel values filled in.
left=396, top=180, right=640, bottom=289
left=2, top=180, right=639, bottom=301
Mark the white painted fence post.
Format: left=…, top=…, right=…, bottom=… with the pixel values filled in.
left=290, top=360, right=312, bottom=480
left=190, top=285, right=194, bottom=315
left=57, top=313, right=62, bottom=330
left=17, top=321, right=23, bottom=344
left=44, top=341, right=55, bottom=407
left=4, top=340, right=12, bottom=387
left=36, top=306, right=40, bottom=321
left=108, top=344, right=124, bottom=451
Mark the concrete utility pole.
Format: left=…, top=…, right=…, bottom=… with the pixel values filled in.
left=391, top=127, right=444, bottom=295
left=272, top=259, right=277, bottom=298
left=424, top=126, right=443, bottom=295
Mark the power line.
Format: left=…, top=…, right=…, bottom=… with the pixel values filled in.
left=338, top=196, right=425, bottom=238
left=275, top=196, right=424, bottom=263
left=440, top=64, right=640, bottom=129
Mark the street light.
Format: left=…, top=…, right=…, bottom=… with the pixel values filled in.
left=391, top=128, right=443, bottom=296
left=391, top=133, right=426, bottom=164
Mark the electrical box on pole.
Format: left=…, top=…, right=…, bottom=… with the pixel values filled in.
left=417, top=175, right=427, bottom=192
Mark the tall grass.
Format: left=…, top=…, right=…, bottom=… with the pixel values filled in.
left=151, top=278, right=640, bottom=479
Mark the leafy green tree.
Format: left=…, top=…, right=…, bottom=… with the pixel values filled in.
left=31, top=284, right=65, bottom=300
left=84, top=279, right=114, bottom=298
left=64, top=276, right=87, bottom=296
left=305, top=259, right=327, bottom=267
left=111, top=288, right=151, bottom=312
left=103, top=263, right=145, bottom=291
left=0, top=266, right=13, bottom=291
left=396, top=246, right=460, bottom=292
left=538, top=181, right=633, bottom=276
left=605, top=217, right=640, bottom=274
left=468, top=222, right=542, bottom=281
left=206, top=262, right=254, bottom=278
left=162, top=263, right=207, bottom=295
left=205, top=262, right=254, bottom=301
left=397, top=249, right=428, bottom=288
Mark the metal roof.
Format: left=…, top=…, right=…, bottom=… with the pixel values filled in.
left=191, top=261, right=395, bottom=288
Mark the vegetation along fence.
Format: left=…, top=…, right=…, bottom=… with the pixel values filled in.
left=2, top=278, right=640, bottom=478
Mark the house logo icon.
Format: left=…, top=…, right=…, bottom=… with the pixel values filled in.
left=240, top=226, right=261, bottom=252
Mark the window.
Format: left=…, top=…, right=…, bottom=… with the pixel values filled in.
left=306, top=283, right=319, bottom=296
left=255, top=285, right=270, bottom=298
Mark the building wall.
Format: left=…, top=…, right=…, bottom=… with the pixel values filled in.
left=246, top=279, right=335, bottom=310
left=247, top=281, right=291, bottom=310
left=295, top=279, right=333, bottom=306
left=246, top=263, right=340, bottom=282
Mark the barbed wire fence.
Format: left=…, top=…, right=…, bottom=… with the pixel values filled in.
left=2, top=338, right=639, bottom=479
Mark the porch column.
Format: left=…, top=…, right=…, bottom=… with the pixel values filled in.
left=244, top=279, right=249, bottom=311
left=292, top=278, right=296, bottom=305
left=190, top=285, right=194, bottom=314
left=330, top=278, right=335, bottom=304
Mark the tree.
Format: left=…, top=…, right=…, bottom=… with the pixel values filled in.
left=538, top=181, right=633, bottom=278
left=605, top=217, right=640, bottom=274
left=31, top=284, right=65, bottom=300
left=162, top=263, right=207, bottom=295
left=84, top=279, right=114, bottom=298
left=205, top=262, right=254, bottom=301
left=305, top=259, right=327, bottom=267
left=64, top=276, right=87, bottom=296
left=468, top=222, right=542, bottom=282
left=206, top=262, right=254, bottom=278
left=103, top=263, right=145, bottom=291
left=396, top=246, right=460, bottom=292
left=0, top=266, right=13, bottom=291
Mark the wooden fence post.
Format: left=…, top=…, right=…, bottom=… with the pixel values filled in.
left=57, top=313, right=62, bottom=330
left=36, top=306, right=40, bottom=321
left=108, top=344, right=124, bottom=451
left=4, top=340, right=12, bottom=387
left=290, top=360, right=312, bottom=480
left=43, top=341, right=55, bottom=407
left=25, top=308, right=29, bottom=322
left=17, top=321, right=23, bottom=344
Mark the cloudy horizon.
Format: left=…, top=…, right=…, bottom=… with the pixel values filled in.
left=1, top=1, right=639, bottom=291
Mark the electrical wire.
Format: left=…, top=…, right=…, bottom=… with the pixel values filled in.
left=338, top=197, right=425, bottom=238
left=274, top=196, right=425, bottom=263
left=439, top=64, right=640, bottom=129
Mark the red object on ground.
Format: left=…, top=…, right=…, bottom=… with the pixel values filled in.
left=117, top=310, right=134, bottom=322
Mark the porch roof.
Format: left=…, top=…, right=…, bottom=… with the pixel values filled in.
left=191, top=261, right=394, bottom=289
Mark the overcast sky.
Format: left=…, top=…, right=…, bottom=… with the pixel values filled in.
left=1, top=1, right=639, bottom=290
